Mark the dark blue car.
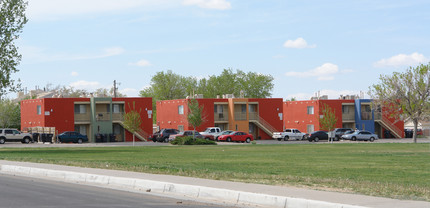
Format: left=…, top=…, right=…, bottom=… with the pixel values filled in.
left=58, top=131, right=88, bottom=144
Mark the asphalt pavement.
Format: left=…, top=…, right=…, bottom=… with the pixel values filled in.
left=0, top=173, right=229, bottom=208
left=1, top=160, right=429, bottom=208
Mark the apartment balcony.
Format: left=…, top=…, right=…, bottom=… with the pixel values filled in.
left=374, top=112, right=382, bottom=120
left=234, top=112, right=247, bottom=121
left=214, top=113, right=228, bottom=122
left=95, top=112, right=124, bottom=122
left=361, top=112, right=373, bottom=120
left=342, top=113, right=355, bottom=122
left=249, top=112, right=258, bottom=120
left=74, top=113, right=90, bottom=123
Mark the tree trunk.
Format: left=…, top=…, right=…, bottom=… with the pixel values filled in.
left=413, top=119, right=418, bottom=143
left=133, top=134, right=135, bottom=146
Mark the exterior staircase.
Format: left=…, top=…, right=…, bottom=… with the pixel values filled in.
left=249, top=115, right=278, bottom=137
left=374, top=113, right=403, bottom=138
left=118, top=121, right=149, bottom=142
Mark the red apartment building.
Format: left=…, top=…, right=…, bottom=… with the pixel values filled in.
left=21, top=97, right=153, bottom=142
left=283, top=97, right=404, bottom=138
left=156, top=98, right=283, bottom=140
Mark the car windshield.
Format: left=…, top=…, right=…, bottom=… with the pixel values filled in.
left=221, top=131, right=232, bottom=135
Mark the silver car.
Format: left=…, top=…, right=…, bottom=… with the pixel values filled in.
left=341, top=130, right=378, bottom=142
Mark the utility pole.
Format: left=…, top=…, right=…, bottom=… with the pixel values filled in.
left=113, top=80, right=117, bottom=98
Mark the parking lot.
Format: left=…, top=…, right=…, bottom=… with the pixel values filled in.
left=0, top=137, right=428, bottom=148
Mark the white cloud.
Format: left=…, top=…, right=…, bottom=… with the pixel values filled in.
left=27, top=0, right=169, bottom=20
left=374, top=52, right=429, bottom=68
left=285, top=63, right=339, bottom=80
left=69, top=80, right=104, bottom=91
left=283, top=37, right=316, bottom=49
left=119, top=88, right=139, bottom=97
left=71, top=71, right=79, bottom=76
left=183, top=0, right=231, bottom=10
left=129, top=59, right=152, bottom=67
left=21, top=46, right=125, bottom=63
left=287, top=89, right=367, bottom=101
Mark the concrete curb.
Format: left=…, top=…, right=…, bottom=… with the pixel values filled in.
left=0, top=164, right=366, bottom=208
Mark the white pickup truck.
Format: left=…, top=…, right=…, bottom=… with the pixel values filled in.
left=272, top=129, right=307, bottom=141
left=200, top=127, right=222, bottom=138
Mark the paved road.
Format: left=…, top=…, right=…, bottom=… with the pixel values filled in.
left=0, top=174, right=231, bottom=208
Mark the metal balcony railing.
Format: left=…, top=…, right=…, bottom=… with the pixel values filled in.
left=234, top=112, right=247, bottom=120
left=342, top=113, right=355, bottom=121
left=214, top=113, right=229, bottom=121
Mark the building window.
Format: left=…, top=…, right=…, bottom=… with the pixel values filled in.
left=178, top=105, right=184, bottom=115
left=342, top=105, right=349, bottom=113
left=214, top=104, right=217, bottom=113
left=307, top=125, right=314, bottom=134
left=241, top=104, right=246, bottom=113
left=113, top=104, right=120, bottom=113
left=178, top=125, right=184, bottom=132
left=37, top=105, right=42, bottom=115
left=74, top=104, right=86, bottom=114
left=307, top=106, right=314, bottom=115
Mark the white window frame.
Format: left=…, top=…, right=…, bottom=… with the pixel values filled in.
left=307, top=106, right=314, bottom=115
left=178, top=105, right=184, bottom=115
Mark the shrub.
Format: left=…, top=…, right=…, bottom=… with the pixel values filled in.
left=170, top=136, right=217, bottom=145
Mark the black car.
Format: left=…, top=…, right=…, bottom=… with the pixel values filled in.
left=58, top=131, right=88, bottom=144
left=332, top=128, right=353, bottom=140
left=152, top=129, right=179, bottom=143
left=308, top=131, right=328, bottom=142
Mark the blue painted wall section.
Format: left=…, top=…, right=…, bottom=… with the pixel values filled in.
left=354, top=99, right=376, bottom=133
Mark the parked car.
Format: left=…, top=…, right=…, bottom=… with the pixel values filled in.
left=169, top=130, right=205, bottom=141
left=307, top=131, right=328, bottom=142
left=0, top=129, right=33, bottom=144
left=58, top=131, right=88, bottom=144
left=272, top=129, right=307, bottom=141
left=331, top=128, right=353, bottom=141
left=215, top=130, right=234, bottom=141
left=200, top=127, right=222, bottom=138
left=217, top=131, right=254, bottom=143
left=153, top=129, right=179, bottom=143
left=341, top=130, right=378, bottom=142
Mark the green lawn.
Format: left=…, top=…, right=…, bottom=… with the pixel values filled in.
left=0, top=143, right=429, bottom=201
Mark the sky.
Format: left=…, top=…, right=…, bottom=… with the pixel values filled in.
left=11, top=0, right=430, bottom=100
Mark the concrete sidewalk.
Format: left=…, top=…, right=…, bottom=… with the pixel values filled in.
left=0, top=160, right=428, bottom=208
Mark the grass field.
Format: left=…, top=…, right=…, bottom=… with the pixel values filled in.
left=0, top=143, right=429, bottom=201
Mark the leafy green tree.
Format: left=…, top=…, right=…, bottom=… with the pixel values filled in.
left=0, top=99, right=20, bottom=128
left=370, top=63, right=430, bottom=143
left=122, top=102, right=142, bottom=146
left=0, top=0, right=28, bottom=97
left=187, top=99, right=204, bottom=138
left=319, top=103, right=337, bottom=142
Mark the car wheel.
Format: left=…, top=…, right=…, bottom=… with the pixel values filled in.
left=164, top=137, right=169, bottom=143
left=352, top=136, right=356, bottom=141
left=284, top=136, right=289, bottom=141
left=277, top=138, right=281, bottom=141
left=205, top=137, right=210, bottom=140
left=77, top=139, right=83, bottom=144
left=227, top=137, right=232, bottom=142
left=302, top=135, right=306, bottom=140
left=0, top=138, right=5, bottom=144
left=246, top=138, right=251, bottom=143
left=369, top=137, right=375, bottom=142
left=314, top=137, right=319, bottom=142
left=335, top=136, right=340, bottom=141
left=24, top=137, right=30, bottom=144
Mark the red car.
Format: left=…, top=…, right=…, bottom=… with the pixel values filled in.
left=217, top=131, right=254, bottom=143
